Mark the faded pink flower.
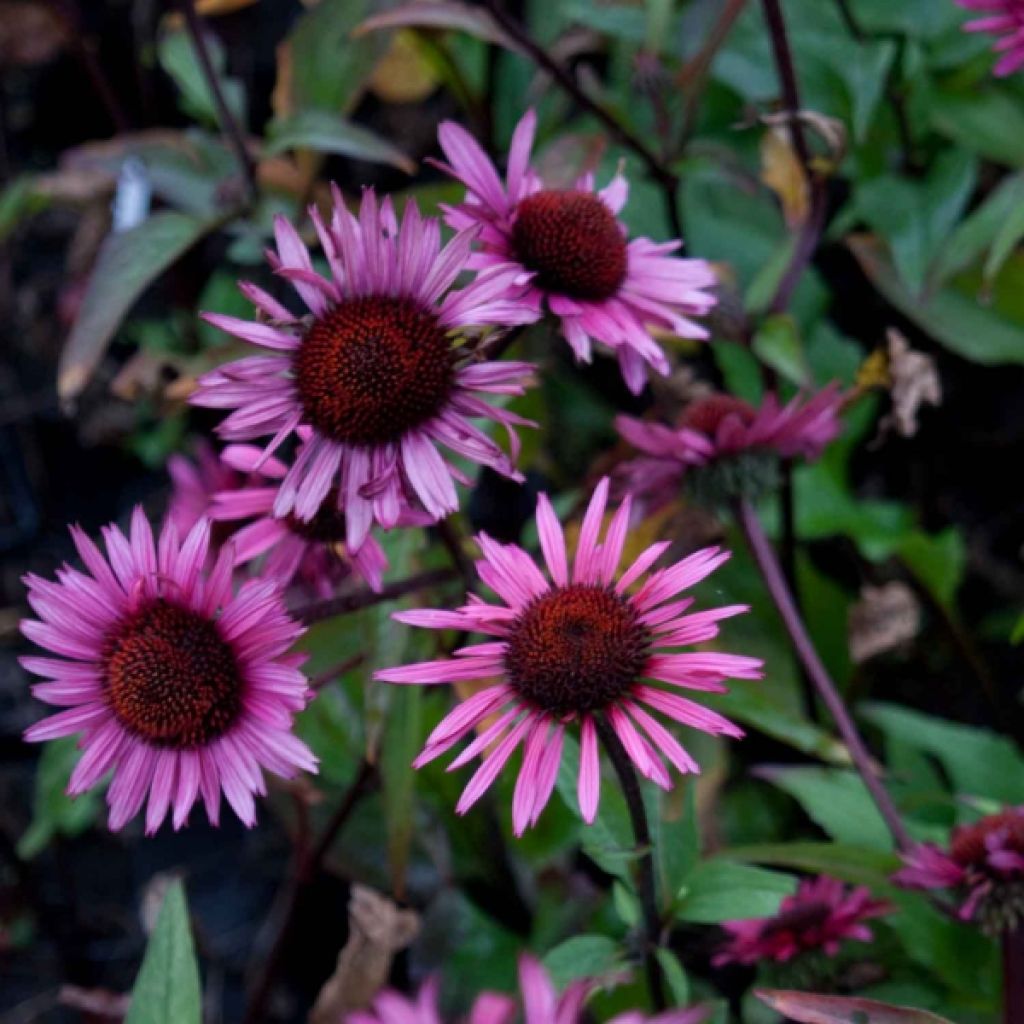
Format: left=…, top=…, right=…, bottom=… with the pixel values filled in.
left=713, top=876, right=889, bottom=967
left=210, top=442, right=390, bottom=598
left=958, top=0, right=1024, bottom=77
left=21, top=510, right=315, bottom=833
left=895, top=808, right=1024, bottom=932
left=192, top=188, right=537, bottom=551
left=616, top=388, right=844, bottom=504
left=346, top=955, right=709, bottom=1024
left=167, top=439, right=242, bottom=537
left=434, top=110, right=717, bottom=394
left=376, top=478, right=761, bottom=835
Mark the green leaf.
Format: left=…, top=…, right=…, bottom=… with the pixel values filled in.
left=124, top=880, right=201, bottom=1024
left=719, top=842, right=901, bottom=888
left=0, top=176, right=48, bottom=242
left=897, top=528, right=966, bottom=608
left=854, top=150, right=976, bottom=296
left=543, top=935, right=623, bottom=988
left=752, top=314, right=811, bottom=386
left=18, top=738, right=102, bottom=859
left=288, top=0, right=386, bottom=114
left=381, top=683, right=422, bottom=897
left=755, top=989, right=957, bottom=1024
left=612, top=880, right=641, bottom=928
left=59, top=211, right=225, bottom=400
left=265, top=111, right=415, bottom=174
left=674, top=860, right=796, bottom=924
left=653, top=782, right=699, bottom=904
left=861, top=702, right=1024, bottom=805
left=654, top=948, right=690, bottom=1006
left=157, top=28, right=245, bottom=128
left=762, top=767, right=894, bottom=851
left=848, top=235, right=1024, bottom=365
left=929, top=88, right=1024, bottom=167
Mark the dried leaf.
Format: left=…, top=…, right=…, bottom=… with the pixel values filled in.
left=755, top=989, right=956, bottom=1024
left=58, top=985, right=130, bottom=1020
left=877, top=328, right=942, bottom=439
left=369, top=30, right=439, bottom=104
left=353, top=1, right=525, bottom=55
left=760, top=124, right=809, bottom=228
left=0, top=1, right=69, bottom=65
left=848, top=582, right=920, bottom=664
left=309, top=885, right=419, bottom=1024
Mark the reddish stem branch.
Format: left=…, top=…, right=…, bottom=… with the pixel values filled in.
left=294, top=568, right=459, bottom=624
left=736, top=499, right=913, bottom=852
left=482, top=0, right=683, bottom=240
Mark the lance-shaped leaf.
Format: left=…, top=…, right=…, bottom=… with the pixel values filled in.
left=124, top=880, right=201, bottom=1024
left=264, top=111, right=415, bottom=174
left=755, top=989, right=955, bottom=1024
left=353, top=2, right=525, bottom=55
left=59, top=210, right=224, bottom=400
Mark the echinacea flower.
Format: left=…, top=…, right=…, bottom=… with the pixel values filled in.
left=192, top=188, right=537, bottom=551
left=210, top=443, right=390, bottom=598
left=616, top=387, right=844, bottom=504
left=347, top=955, right=709, bottom=1024
left=957, top=0, right=1024, bottom=77
left=21, top=509, right=316, bottom=833
left=376, top=478, right=761, bottom=835
left=167, top=439, right=242, bottom=537
left=713, top=876, right=889, bottom=967
left=895, top=808, right=1024, bottom=933
left=434, top=110, right=717, bottom=394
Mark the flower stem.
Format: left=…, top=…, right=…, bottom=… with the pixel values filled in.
left=481, top=0, right=683, bottom=241
left=734, top=499, right=913, bottom=853
left=177, top=0, right=258, bottom=206
left=594, top=713, right=667, bottom=1011
left=1006, top=924, right=1024, bottom=1024
left=294, top=568, right=459, bottom=624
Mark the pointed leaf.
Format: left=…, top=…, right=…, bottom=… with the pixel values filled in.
left=265, top=111, right=415, bottom=174
left=755, top=990, right=956, bottom=1024
left=124, top=880, right=201, bottom=1024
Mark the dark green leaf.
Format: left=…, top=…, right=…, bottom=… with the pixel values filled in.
left=719, top=842, right=901, bottom=888
left=674, top=860, right=796, bottom=924
left=265, top=111, right=415, bottom=174
left=18, top=738, right=102, bottom=859
left=157, top=28, right=245, bottom=128
left=124, top=880, right=201, bottom=1024
left=929, top=89, right=1024, bottom=167
left=752, top=314, right=811, bottom=386
left=755, top=989, right=957, bottom=1023
left=543, top=935, right=623, bottom=987
left=59, top=211, right=225, bottom=400
left=654, top=948, right=690, bottom=1005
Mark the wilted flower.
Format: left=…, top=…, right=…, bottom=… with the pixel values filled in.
left=192, top=188, right=537, bottom=551
left=713, top=876, right=889, bottom=967
left=616, top=387, right=844, bottom=504
left=434, top=110, right=717, bottom=394
left=210, top=442, right=390, bottom=597
left=957, top=0, right=1024, bottom=77
left=347, top=955, right=708, bottom=1024
left=376, top=479, right=760, bottom=835
left=21, top=510, right=315, bottom=833
left=895, top=808, right=1024, bottom=933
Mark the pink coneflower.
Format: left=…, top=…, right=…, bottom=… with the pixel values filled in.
left=191, top=188, right=537, bottom=551
left=616, top=387, right=844, bottom=504
left=21, top=509, right=316, bottom=833
left=376, top=478, right=761, bottom=835
left=210, top=443, right=389, bottom=598
left=895, top=808, right=1024, bottom=933
left=347, top=955, right=708, bottom=1024
left=433, top=110, right=717, bottom=394
left=957, top=1, right=1024, bottom=77
left=167, top=439, right=241, bottom=537
left=713, top=876, right=889, bottom=967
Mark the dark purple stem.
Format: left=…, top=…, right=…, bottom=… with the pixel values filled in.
left=177, top=0, right=258, bottom=206
left=594, top=714, right=667, bottom=1011
left=760, top=0, right=811, bottom=169
left=1006, top=924, right=1024, bottom=1024
left=735, top=499, right=913, bottom=853
left=294, top=568, right=458, bottom=624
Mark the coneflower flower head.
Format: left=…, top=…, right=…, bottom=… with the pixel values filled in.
left=895, top=808, right=1024, bottom=934
left=21, top=510, right=315, bottom=833
left=434, top=110, right=717, bottom=394
left=376, top=479, right=761, bottom=835
left=616, top=386, right=844, bottom=505
left=192, top=188, right=537, bottom=551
